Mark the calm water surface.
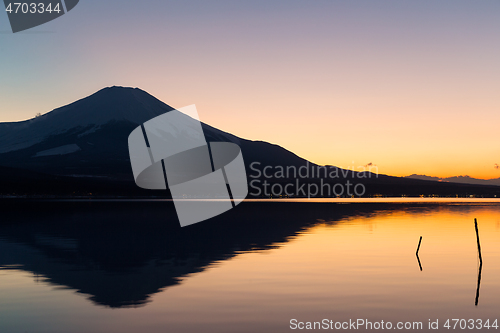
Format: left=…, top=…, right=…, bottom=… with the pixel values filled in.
left=0, top=200, right=499, bottom=332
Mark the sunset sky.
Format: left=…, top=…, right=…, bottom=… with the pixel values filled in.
left=1, top=0, right=499, bottom=179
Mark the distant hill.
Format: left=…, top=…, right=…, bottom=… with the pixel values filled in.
left=406, top=174, right=500, bottom=186
left=0, top=86, right=499, bottom=197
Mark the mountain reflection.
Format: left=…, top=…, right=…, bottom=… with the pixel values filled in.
left=0, top=200, right=447, bottom=308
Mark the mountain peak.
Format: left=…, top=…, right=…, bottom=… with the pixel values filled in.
left=47, top=86, right=175, bottom=125
left=92, top=85, right=147, bottom=97
left=0, top=86, right=175, bottom=153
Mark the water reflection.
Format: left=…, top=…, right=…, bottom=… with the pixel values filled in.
left=475, top=261, right=482, bottom=306
left=416, top=253, right=423, bottom=271
left=0, top=200, right=378, bottom=308
left=0, top=200, right=498, bottom=314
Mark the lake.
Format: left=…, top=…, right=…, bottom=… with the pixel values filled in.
left=0, top=200, right=499, bottom=332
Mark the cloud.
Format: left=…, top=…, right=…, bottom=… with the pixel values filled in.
left=364, top=162, right=376, bottom=168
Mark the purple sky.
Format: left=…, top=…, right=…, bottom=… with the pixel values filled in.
left=1, top=0, right=499, bottom=178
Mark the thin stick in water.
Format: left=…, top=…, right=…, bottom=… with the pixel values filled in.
left=474, top=219, right=483, bottom=264
left=416, top=236, right=422, bottom=255
left=474, top=218, right=483, bottom=306
left=416, top=236, right=423, bottom=271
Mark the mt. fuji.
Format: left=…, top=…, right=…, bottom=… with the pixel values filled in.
left=0, top=86, right=498, bottom=197
left=0, top=86, right=309, bottom=180
left=0, top=87, right=174, bottom=154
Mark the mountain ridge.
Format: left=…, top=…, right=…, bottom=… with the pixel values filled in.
left=0, top=86, right=314, bottom=181
left=0, top=86, right=499, bottom=197
left=0, top=86, right=175, bottom=153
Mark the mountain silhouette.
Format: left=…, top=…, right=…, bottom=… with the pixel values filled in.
left=0, top=87, right=310, bottom=181
left=0, top=86, right=499, bottom=197
left=0, top=87, right=172, bottom=154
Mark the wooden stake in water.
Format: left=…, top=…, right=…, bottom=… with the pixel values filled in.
left=474, top=218, right=483, bottom=306
left=474, top=219, right=483, bottom=264
left=416, top=236, right=423, bottom=271
left=416, top=236, right=422, bottom=255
